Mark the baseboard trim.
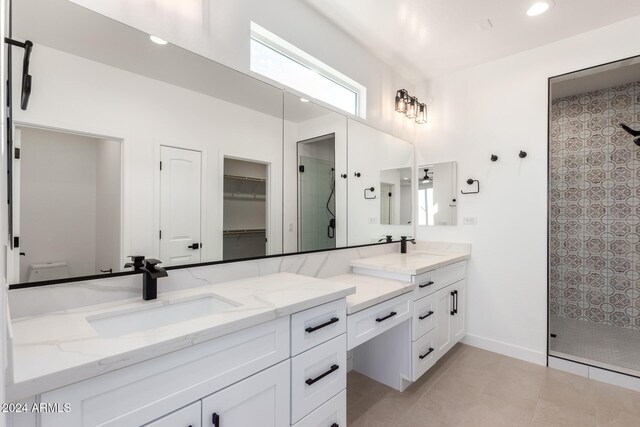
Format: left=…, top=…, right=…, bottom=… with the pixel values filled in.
left=461, top=334, right=547, bottom=366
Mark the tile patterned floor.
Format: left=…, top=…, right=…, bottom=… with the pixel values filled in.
left=347, top=344, right=640, bottom=426
left=549, top=315, right=640, bottom=377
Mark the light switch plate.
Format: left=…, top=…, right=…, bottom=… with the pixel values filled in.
left=463, top=217, right=477, bottom=225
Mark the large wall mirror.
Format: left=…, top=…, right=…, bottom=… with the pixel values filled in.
left=8, top=0, right=415, bottom=285
left=417, top=161, right=457, bottom=226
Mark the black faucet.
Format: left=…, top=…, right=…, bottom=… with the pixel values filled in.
left=125, top=256, right=168, bottom=300
left=378, top=235, right=393, bottom=243
left=400, top=236, right=416, bottom=253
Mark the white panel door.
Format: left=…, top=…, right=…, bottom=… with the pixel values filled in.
left=201, top=360, right=290, bottom=427
left=451, top=280, right=467, bottom=344
left=160, top=146, right=202, bottom=265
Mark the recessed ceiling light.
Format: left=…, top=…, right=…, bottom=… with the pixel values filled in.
left=527, top=1, right=552, bottom=16
left=149, top=35, right=168, bottom=45
left=300, top=98, right=310, bottom=103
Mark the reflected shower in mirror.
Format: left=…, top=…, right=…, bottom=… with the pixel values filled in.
left=417, top=161, right=457, bottom=226
left=283, top=93, right=347, bottom=252
left=379, top=167, right=413, bottom=225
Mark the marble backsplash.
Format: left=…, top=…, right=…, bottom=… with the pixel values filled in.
left=8, top=243, right=399, bottom=318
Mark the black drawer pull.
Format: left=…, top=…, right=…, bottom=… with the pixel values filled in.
left=419, top=281, right=434, bottom=288
left=212, top=412, right=220, bottom=427
left=450, top=291, right=455, bottom=315
left=419, top=347, right=435, bottom=359
left=331, top=424, right=339, bottom=427
left=306, top=317, right=339, bottom=333
left=419, top=310, right=434, bottom=320
left=376, top=311, right=397, bottom=322
left=306, top=364, right=339, bottom=385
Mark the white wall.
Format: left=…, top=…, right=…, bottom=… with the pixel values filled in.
left=415, top=16, right=640, bottom=364
left=69, top=0, right=417, bottom=143
left=95, top=139, right=122, bottom=273
left=19, top=128, right=99, bottom=280
left=13, top=44, right=283, bottom=266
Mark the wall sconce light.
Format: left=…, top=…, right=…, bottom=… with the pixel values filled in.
left=395, top=89, right=408, bottom=113
left=395, top=89, right=427, bottom=124
left=415, top=103, right=427, bottom=124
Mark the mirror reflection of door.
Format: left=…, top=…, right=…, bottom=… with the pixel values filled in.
left=16, top=126, right=122, bottom=283
left=380, top=183, right=393, bottom=225
left=222, top=158, right=268, bottom=261
left=159, top=146, right=202, bottom=266
left=297, top=134, right=336, bottom=252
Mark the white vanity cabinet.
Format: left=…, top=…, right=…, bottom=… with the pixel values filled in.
left=200, top=360, right=290, bottom=427
left=434, top=279, right=467, bottom=357
left=12, top=297, right=349, bottom=427
left=145, top=402, right=201, bottom=427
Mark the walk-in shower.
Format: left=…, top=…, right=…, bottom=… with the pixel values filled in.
left=548, top=56, right=640, bottom=377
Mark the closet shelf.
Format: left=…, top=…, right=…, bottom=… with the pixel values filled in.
left=224, top=174, right=266, bottom=183
left=224, top=192, right=266, bottom=200
left=223, top=228, right=266, bottom=236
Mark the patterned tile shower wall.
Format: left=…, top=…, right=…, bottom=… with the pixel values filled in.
left=549, top=81, right=640, bottom=330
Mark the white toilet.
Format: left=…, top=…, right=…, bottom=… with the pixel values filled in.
left=27, top=262, right=70, bottom=282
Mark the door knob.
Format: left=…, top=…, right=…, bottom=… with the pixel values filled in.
left=188, top=243, right=201, bottom=249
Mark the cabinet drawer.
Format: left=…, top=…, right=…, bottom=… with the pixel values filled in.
left=291, top=299, right=347, bottom=356
left=347, top=293, right=412, bottom=350
left=412, top=329, right=437, bottom=381
left=413, top=270, right=436, bottom=300
left=292, top=389, right=346, bottom=427
left=145, top=402, right=201, bottom=427
left=412, top=293, right=436, bottom=341
left=40, top=317, right=289, bottom=427
left=436, top=261, right=466, bottom=290
left=291, top=334, right=347, bottom=423
left=201, top=360, right=290, bottom=427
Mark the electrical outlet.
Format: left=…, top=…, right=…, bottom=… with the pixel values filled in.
left=288, top=223, right=293, bottom=232
left=368, top=217, right=377, bottom=224
left=463, top=217, right=477, bottom=225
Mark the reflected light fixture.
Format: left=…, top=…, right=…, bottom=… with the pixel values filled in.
left=415, top=103, right=427, bottom=124
left=395, top=89, right=409, bottom=113
left=421, top=168, right=433, bottom=183
left=527, top=1, right=552, bottom=16
left=149, top=35, right=168, bottom=45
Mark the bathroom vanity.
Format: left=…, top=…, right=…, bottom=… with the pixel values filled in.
left=7, top=273, right=355, bottom=426
left=5, top=242, right=470, bottom=427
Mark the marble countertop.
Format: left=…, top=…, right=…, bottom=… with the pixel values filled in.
left=350, top=245, right=470, bottom=275
left=327, top=274, right=414, bottom=314
left=7, top=272, right=355, bottom=401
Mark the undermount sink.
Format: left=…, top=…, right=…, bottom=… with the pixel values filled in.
left=87, top=295, right=239, bottom=338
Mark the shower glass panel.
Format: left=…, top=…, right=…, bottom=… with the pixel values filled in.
left=298, top=135, right=336, bottom=252
left=548, top=56, right=640, bottom=377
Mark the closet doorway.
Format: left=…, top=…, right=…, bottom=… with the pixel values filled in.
left=223, top=158, right=268, bottom=261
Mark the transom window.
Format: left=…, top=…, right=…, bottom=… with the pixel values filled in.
left=250, top=22, right=366, bottom=117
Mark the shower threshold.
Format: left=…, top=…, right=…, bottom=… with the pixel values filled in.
left=549, top=315, right=640, bottom=378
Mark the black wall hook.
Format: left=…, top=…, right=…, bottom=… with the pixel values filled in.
left=519, top=150, right=527, bottom=158
left=364, top=187, right=376, bottom=199
left=461, top=179, right=480, bottom=195
left=490, top=154, right=498, bottom=162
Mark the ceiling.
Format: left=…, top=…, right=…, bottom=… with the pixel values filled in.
left=303, top=0, right=640, bottom=83
left=13, top=0, right=285, bottom=119
left=551, top=57, right=640, bottom=98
